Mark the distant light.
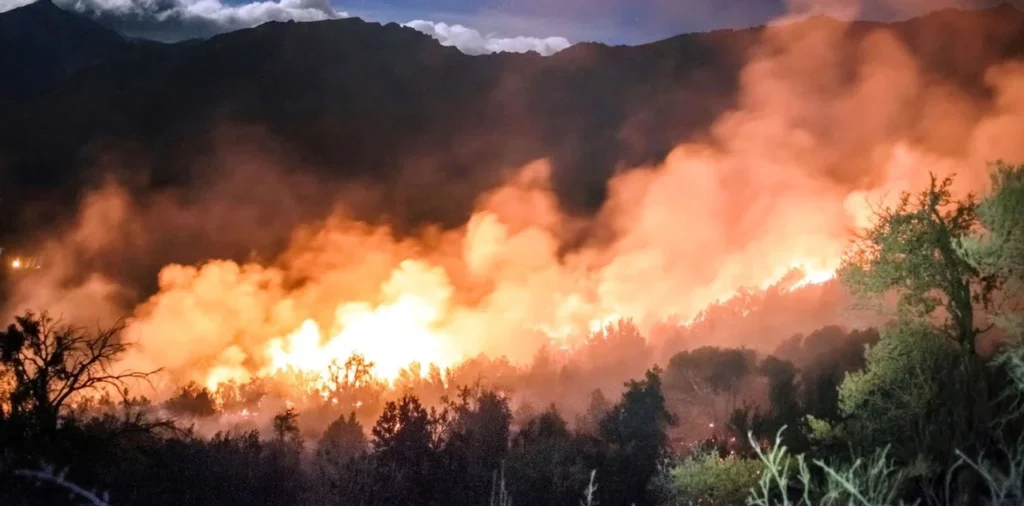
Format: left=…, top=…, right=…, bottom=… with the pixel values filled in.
left=11, top=258, right=21, bottom=269
left=708, top=422, right=714, bottom=428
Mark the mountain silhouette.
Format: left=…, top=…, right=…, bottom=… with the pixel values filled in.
left=0, top=2, right=1023, bottom=248
left=0, top=0, right=145, bottom=101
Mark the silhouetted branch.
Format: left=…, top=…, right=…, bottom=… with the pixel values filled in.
left=14, top=464, right=112, bottom=506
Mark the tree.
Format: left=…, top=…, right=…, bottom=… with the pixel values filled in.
left=323, top=354, right=385, bottom=418
left=599, top=366, right=676, bottom=506
left=164, top=382, right=217, bottom=418
left=319, top=412, right=367, bottom=461
left=837, top=172, right=1010, bottom=446
left=438, top=388, right=514, bottom=505
left=664, top=346, right=757, bottom=436
left=370, top=395, right=443, bottom=504
left=314, top=411, right=369, bottom=502
left=792, top=327, right=878, bottom=422
left=575, top=389, right=612, bottom=435
left=757, top=357, right=802, bottom=443
left=507, top=407, right=593, bottom=506
left=838, top=173, right=996, bottom=355
left=960, top=162, right=1024, bottom=337
left=0, top=311, right=155, bottom=434
left=446, top=388, right=512, bottom=472
left=830, top=322, right=966, bottom=463
left=272, top=407, right=301, bottom=444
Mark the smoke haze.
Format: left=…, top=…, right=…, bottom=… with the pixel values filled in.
left=4, top=1, right=1024, bottom=423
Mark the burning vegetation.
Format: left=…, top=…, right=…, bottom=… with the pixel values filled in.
left=3, top=2, right=1024, bottom=506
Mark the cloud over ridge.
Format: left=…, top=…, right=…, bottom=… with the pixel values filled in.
left=404, top=19, right=572, bottom=56
left=0, top=0, right=573, bottom=55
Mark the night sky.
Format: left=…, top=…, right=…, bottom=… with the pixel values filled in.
left=331, top=0, right=1016, bottom=44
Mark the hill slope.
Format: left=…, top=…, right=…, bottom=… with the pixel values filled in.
left=0, top=4, right=1023, bottom=247
left=0, top=0, right=137, bottom=100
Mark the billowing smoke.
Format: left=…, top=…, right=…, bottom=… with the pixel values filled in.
left=5, top=1, right=1024, bottom=409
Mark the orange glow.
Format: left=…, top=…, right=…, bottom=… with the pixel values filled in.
left=98, top=14, right=1024, bottom=399
left=112, top=155, right=869, bottom=393
left=263, top=260, right=457, bottom=383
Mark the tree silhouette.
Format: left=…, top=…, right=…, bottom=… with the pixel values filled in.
left=0, top=311, right=155, bottom=435
left=272, top=407, right=301, bottom=444
left=323, top=354, right=384, bottom=418
left=371, top=395, right=443, bottom=504
left=164, top=382, right=217, bottom=418
left=599, top=366, right=675, bottom=506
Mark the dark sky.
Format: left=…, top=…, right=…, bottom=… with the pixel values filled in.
left=335, top=0, right=1016, bottom=44
left=337, top=0, right=788, bottom=44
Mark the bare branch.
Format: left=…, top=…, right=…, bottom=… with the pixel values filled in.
left=14, top=465, right=112, bottom=506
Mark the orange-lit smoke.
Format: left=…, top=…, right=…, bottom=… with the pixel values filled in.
left=15, top=4, right=1024, bottom=398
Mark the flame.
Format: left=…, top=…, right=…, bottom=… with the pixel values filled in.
left=262, top=260, right=458, bottom=384
left=793, top=266, right=838, bottom=289
left=106, top=13, right=1024, bottom=398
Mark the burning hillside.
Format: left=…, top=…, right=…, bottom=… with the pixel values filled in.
left=2, top=3, right=1023, bottom=406
left=114, top=159, right=844, bottom=393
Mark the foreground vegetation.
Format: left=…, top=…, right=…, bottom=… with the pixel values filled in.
left=2, top=162, right=1023, bottom=505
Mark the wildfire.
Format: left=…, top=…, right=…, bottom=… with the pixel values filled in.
left=120, top=160, right=853, bottom=394
left=262, top=260, right=459, bottom=384
left=236, top=256, right=838, bottom=389
left=15, top=1, right=1022, bottom=410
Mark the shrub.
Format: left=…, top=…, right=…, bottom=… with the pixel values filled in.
left=665, top=450, right=763, bottom=505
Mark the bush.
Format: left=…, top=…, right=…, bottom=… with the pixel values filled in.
left=664, top=450, right=763, bottom=505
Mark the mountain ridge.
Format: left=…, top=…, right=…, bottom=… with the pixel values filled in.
left=0, top=0, right=134, bottom=100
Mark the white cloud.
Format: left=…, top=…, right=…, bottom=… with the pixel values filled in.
left=0, top=0, right=37, bottom=12
left=2, top=0, right=573, bottom=56
left=57, top=0, right=347, bottom=40
left=404, top=20, right=571, bottom=56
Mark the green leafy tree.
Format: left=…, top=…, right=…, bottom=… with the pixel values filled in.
left=960, top=162, right=1024, bottom=338
left=838, top=173, right=996, bottom=355
left=834, top=166, right=1024, bottom=502
left=836, top=171, right=1012, bottom=448
left=830, top=322, right=966, bottom=463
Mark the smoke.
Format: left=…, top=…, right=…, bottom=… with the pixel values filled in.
left=1, top=182, right=137, bottom=328
left=403, top=20, right=572, bottom=56
left=5, top=3, right=1024, bottom=415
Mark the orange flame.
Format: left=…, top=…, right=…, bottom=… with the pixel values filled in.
left=263, top=260, right=458, bottom=383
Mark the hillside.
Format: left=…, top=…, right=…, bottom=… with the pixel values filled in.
left=0, top=0, right=139, bottom=101
left=0, top=3, right=1023, bottom=248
